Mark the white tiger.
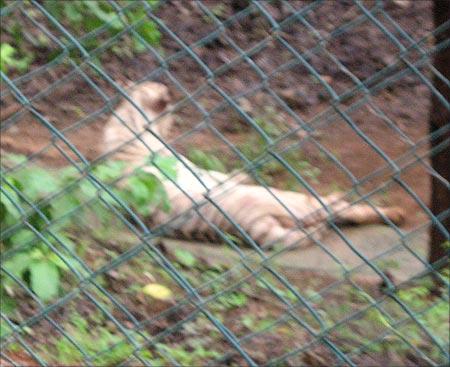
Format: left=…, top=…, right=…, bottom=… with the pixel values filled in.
left=102, top=81, right=404, bottom=249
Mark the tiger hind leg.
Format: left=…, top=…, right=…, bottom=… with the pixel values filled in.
left=245, top=215, right=324, bottom=250
left=323, top=194, right=405, bottom=226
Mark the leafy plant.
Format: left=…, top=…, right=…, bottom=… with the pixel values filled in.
left=1, top=1, right=161, bottom=75
left=156, top=343, right=221, bottom=365
left=308, top=277, right=449, bottom=365
left=255, top=278, right=299, bottom=303
left=235, top=111, right=321, bottom=188
left=173, top=248, right=198, bottom=268
left=43, top=0, right=161, bottom=57
left=0, top=154, right=175, bottom=304
left=1, top=162, right=80, bottom=302
left=210, top=3, right=227, bottom=19
left=218, top=291, right=248, bottom=309
left=40, top=310, right=153, bottom=366
left=0, top=43, right=32, bottom=73
left=187, top=148, right=226, bottom=173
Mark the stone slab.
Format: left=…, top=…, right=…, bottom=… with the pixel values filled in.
left=161, top=225, right=430, bottom=284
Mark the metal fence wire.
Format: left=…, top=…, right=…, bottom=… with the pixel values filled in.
left=0, top=0, right=449, bottom=366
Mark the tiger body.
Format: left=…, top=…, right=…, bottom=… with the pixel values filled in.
left=102, top=82, right=404, bottom=248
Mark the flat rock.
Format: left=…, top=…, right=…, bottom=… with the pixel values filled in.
left=161, top=225, right=429, bottom=284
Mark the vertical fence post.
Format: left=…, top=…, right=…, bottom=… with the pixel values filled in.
left=429, top=0, right=450, bottom=270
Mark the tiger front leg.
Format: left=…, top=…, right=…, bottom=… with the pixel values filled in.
left=244, top=215, right=323, bottom=250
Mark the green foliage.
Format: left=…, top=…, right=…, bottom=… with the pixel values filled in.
left=256, top=278, right=299, bottom=303
left=43, top=0, right=161, bottom=56
left=211, top=4, right=227, bottom=19
left=241, top=314, right=277, bottom=332
left=310, top=279, right=449, bottom=364
left=41, top=309, right=222, bottom=366
left=0, top=43, right=32, bottom=73
left=156, top=343, right=221, bottom=366
left=187, top=112, right=320, bottom=189
left=1, top=162, right=80, bottom=302
left=241, top=314, right=256, bottom=329
left=0, top=318, right=12, bottom=339
left=188, top=148, right=226, bottom=172
left=0, top=1, right=161, bottom=74
left=0, top=154, right=175, bottom=304
left=173, top=248, right=198, bottom=268
left=151, top=154, right=178, bottom=181
left=28, top=259, right=60, bottom=300
left=44, top=311, right=138, bottom=366
left=395, top=282, right=449, bottom=359
left=218, top=291, right=248, bottom=309
left=236, top=111, right=321, bottom=188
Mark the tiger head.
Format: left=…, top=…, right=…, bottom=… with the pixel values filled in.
left=125, top=81, right=173, bottom=137
left=103, top=81, right=174, bottom=160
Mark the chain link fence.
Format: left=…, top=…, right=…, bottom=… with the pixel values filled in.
left=1, top=0, right=449, bottom=366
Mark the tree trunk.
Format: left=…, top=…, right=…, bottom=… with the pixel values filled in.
left=429, top=0, right=450, bottom=269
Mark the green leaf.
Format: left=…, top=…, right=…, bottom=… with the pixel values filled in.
left=94, top=161, right=125, bottom=182
left=2, top=252, right=33, bottom=278
left=8, top=229, right=36, bottom=248
left=132, top=36, right=147, bottom=53
left=83, top=17, right=104, bottom=32
left=157, top=184, right=171, bottom=213
left=137, top=21, right=161, bottom=46
left=12, top=167, right=60, bottom=199
left=28, top=203, right=53, bottom=230
left=151, top=155, right=178, bottom=181
left=0, top=318, right=12, bottom=339
left=173, top=249, right=197, bottom=268
left=29, top=261, right=60, bottom=301
left=99, top=187, right=123, bottom=207
left=146, top=0, right=160, bottom=10
left=227, top=292, right=248, bottom=307
left=59, top=166, right=79, bottom=184
left=0, top=43, right=31, bottom=73
left=0, top=184, right=22, bottom=219
left=79, top=180, right=98, bottom=199
left=187, top=149, right=226, bottom=172
left=0, top=209, right=19, bottom=231
left=241, top=315, right=256, bottom=329
left=44, top=0, right=63, bottom=18
left=48, top=252, right=80, bottom=272
left=0, top=43, right=15, bottom=72
left=14, top=54, right=32, bottom=72
left=46, top=233, right=78, bottom=272
left=50, top=193, right=80, bottom=219
left=29, top=247, right=46, bottom=260
left=63, top=2, right=83, bottom=22
left=54, top=233, right=76, bottom=252
left=2, top=153, right=27, bottom=166
left=7, top=176, right=24, bottom=192
left=127, top=176, right=151, bottom=203
left=85, top=1, right=122, bottom=30
left=0, top=292, right=17, bottom=315
left=138, top=173, right=171, bottom=214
